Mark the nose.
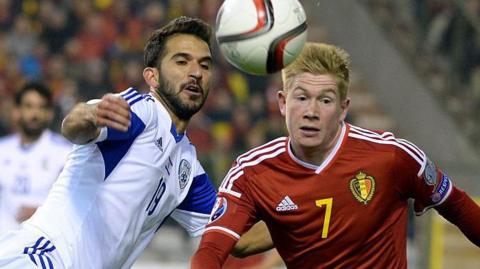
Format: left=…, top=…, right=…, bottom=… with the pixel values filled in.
left=188, top=62, right=203, bottom=81
left=303, top=101, right=319, bottom=120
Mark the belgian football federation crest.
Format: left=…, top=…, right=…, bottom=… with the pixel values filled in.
left=349, top=172, right=376, bottom=205
left=178, top=159, right=191, bottom=189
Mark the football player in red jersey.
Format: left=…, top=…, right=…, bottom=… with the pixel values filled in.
left=192, top=43, right=480, bottom=269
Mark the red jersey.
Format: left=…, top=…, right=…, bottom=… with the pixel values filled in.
left=193, top=124, right=480, bottom=269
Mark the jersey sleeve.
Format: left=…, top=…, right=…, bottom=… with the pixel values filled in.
left=191, top=164, right=260, bottom=268
left=171, top=162, right=217, bottom=237
left=91, top=88, right=155, bottom=143
left=393, top=140, right=453, bottom=215
left=205, top=164, right=259, bottom=242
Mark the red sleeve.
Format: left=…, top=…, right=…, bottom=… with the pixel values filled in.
left=393, top=146, right=455, bottom=215
left=435, top=186, right=480, bottom=247
left=191, top=232, right=237, bottom=269
left=191, top=172, right=258, bottom=268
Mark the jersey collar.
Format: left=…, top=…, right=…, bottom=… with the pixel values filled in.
left=287, top=122, right=348, bottom=174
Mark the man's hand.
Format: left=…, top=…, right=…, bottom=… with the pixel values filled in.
left=95, top=94, right=131, bottom=132
left=62, top=94, right=131, bottom=144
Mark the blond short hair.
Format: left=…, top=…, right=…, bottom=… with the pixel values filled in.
left=281, top=42, right=351, bottom=100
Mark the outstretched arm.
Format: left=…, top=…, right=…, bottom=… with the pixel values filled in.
left=61, top=94, right=130, bottom=144
left=436, top=186, right=480, bottom=247
left=192, top=231, right=237, bottom=269
left=232, top=221, right=274, bottom=258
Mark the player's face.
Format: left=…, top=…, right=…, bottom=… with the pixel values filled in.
left=278, top=73, right=349, bottom=160
left=156, top=34, right=212, bottom=120
left=16, top=90, right=53, bottom=137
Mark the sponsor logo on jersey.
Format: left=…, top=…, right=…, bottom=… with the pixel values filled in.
left=209, top=197, right=227, bottom=223
left=430, top=173, right=451, bottom=203
left=276, top=196, right=298, bottom=212
left=178, top=159, right=191, bottom=189
left=423, top=159, right=437, bottom=186
left=349, top=171, right=376, bottom=205
left=154, top=137, right=163, bottom=152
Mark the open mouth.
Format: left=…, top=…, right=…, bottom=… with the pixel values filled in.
left=183, top=84, right=202, bottom=95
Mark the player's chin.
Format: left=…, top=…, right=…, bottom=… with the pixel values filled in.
left=294, top=133, right=324, bottom=147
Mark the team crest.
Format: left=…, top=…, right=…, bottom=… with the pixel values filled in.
left=209, top=197, right=227, bottom=223
left=349, top=172, right=376, bottom=205
left=178, top=159, right=191, bottom=189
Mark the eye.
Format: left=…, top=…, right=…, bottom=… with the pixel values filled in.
left=321, top=98, right=333, bottom=104
left=296, top=95, right=307, bottom=101
left=200, top=62, right=211, bottom=70
left=176, top=60, right=188, bottom=65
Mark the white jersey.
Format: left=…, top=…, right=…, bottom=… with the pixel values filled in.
left=23, top=88, right=217, bottom=268
left=0, top=130, right=71, bottom=235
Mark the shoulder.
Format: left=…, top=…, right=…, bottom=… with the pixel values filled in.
left=347, top=124, right=426, bottom=167
left=118, top=87, right=156, bottom=114
left=0, top=134, right=17, bottom=147
left=228, top=137, right=287, bottom=177
left=219, top=137, right=288, bottom=199
left=118, top=87, right=155, bottom=107
left=118, top=87, right=158, bottom=124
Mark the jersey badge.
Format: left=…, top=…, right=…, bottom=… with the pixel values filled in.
left=209, top=197, right=227, bottom=223
left=423, top=159, right=437, bottom=186
left=349, top=171, right=376, bottom=205
left=178, top=159, right=191, bottom=189
left=276, top=196, right=298, bottom=212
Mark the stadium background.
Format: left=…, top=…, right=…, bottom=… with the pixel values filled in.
left=0, top=0, right=479, bottom=268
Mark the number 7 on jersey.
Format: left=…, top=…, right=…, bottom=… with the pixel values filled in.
left=315, top=198, right=333, bottom=238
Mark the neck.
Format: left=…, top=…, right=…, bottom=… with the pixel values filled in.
left=20, top=131, right=43, bottom=146
left=150, top=90, right=189, bottom=134
left=291, top=123, right=343, bottom=166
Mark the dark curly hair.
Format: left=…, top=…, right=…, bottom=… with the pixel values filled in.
left=14, top=81, right=53, bottom=107
left=144, top=16, right=212, bottom=68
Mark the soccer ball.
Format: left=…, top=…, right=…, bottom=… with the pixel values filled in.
left=215, top=0, right=307, bottom=75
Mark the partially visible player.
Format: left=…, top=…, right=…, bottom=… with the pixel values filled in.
left=0, top=82, right=71, bottom=235
left=0, top=17, right=219, bottom=268
left=191, top=43, right=480, bottom=268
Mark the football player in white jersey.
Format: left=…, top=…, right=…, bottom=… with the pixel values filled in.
left=0, top=17, right=219, bottom=269
left=0, top=82, right=71, bottom=236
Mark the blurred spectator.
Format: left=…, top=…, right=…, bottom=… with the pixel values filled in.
left=365, top=0, right=480, bottom=151
left=0, top=81, right=71, bottom=236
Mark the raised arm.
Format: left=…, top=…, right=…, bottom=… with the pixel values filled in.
left=61, top=94, right=131, bottom=144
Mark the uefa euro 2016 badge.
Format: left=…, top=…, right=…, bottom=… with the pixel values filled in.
left=349, top=171, right=376, bottom=205
left=209, top=197, right=227, bottom=223
left=178, top=159, right=191, bottom=189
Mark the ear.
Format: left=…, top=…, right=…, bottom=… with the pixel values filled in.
left=339, top=97, right=351, bottom=122
left=143, top=67, right=160, bottom=88
left=277, top=90, right=287, bottom=117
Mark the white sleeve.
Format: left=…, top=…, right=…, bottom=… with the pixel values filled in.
left=89, top=88, right=156, bottom=143
left=171, top=161, right=217, bottom=237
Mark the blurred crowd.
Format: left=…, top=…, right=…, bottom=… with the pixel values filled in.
left=365, top=0, right=480, bottom=152
left=6, top=0, right=468, bottom=186
left=0, top=0, right=282, bottom=184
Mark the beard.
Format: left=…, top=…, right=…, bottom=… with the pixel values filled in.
left=19, top=118, right=46, bottom=139
left=156, top=75, right=208, bottom=120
